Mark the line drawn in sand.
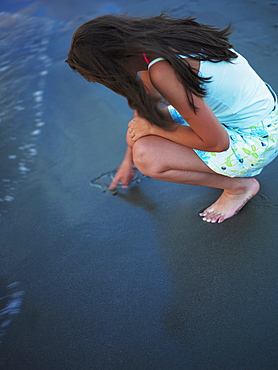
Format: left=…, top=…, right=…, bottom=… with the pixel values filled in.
left=90, top=168, right=147, bottom=195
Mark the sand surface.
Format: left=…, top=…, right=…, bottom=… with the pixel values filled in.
left=0, top=0, right=278, bottom=368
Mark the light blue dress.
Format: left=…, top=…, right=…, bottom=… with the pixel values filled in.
left=148, top=51, right=278, bottom=177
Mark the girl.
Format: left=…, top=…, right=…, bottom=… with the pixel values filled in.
left=66, top=14, right=278, bottom=223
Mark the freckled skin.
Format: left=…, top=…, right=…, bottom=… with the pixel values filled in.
left=128, top=133, right=260, bottom=223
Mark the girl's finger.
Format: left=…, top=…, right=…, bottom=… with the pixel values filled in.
left=109, top=175, right=120, bottom=189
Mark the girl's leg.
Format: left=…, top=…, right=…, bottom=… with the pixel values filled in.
left=132, top=135, right=260, bottom=223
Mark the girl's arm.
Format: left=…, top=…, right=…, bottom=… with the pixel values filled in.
left=129, top=61, right=230, bottom=152
left=109, top=146, right=135, bottom=189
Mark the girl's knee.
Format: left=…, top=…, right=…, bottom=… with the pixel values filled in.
left=132, top=136, right=163, bottom=176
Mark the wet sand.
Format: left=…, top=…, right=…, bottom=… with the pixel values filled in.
left=0, top=0, right=278, bottom=369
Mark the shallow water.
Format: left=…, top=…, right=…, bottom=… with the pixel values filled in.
left=0, top=11, right=56, bottom=215
left=0, top=280, right=24, bottom=344
left=0, top=10, right=56, bottom=339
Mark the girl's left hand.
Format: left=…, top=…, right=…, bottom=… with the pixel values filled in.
left=128, top=117, right=154, bottom=141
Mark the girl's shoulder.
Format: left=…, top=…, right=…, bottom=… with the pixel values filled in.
left=147, top=58, right=173, bottom=86
left=148, top=55, right=200, bottom=75
left=147, top=59, right=188, bottom=102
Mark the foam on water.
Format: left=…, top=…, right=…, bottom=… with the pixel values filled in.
left=0, top=11, right=56, bottom=216
left=0, top=281, right=24, bottom=344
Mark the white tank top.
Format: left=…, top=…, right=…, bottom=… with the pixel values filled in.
left=148, top=50, right=275, bottom=128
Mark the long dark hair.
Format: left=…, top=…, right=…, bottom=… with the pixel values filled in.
left=66, top=14, right=237, bottom=129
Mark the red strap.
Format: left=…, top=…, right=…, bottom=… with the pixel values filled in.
left=142, top=52, right=150, bottom=65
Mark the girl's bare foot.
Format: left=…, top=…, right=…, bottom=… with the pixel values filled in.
left=199, top=178, right=260, bottom=223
